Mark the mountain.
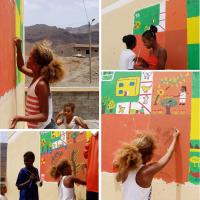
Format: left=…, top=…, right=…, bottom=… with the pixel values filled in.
left=25, top=24, right=99, bottom=46
left=65, top=23, right=99, bottom=34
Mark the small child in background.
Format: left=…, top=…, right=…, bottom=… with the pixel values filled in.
left=55, top=103, right=89, bottom=129
left=119, top=35, right=137, bottom=70
left=11, top=38, right=64, bottom=129
left=113, top=129, right=179, bottom=200
left=0, top=184, right=7, bottom=200
left=16, top=152, right=42, bottom=200
left=50, top=159, right=86, bottom=200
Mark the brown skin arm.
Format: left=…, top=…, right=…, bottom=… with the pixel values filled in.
left=14, top=38, right=34, bottom=77
left=10, top=80, right=49, bottom=129
left=157, top=48, right=167, bottom=70
left=134, top=57, right=149, bottom=69
left=75, top=117, right=89, bottom=129
left=55, top=111, right=65, bottom=126
left=63, top=176, right=86, bottom=188
left=136, top=129, right=179, bottom=187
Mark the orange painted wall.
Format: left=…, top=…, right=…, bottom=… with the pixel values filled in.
left=134, top=0, right=187, bottom=70
left=0, top=0, right=16, bottom=96
left=102, top=114, right=190, bottom=184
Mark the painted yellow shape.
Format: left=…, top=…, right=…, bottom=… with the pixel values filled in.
left=51, top=131, right=61, bottom=138
left=187, top=16, right=200, bottom=44
left=190, top=156, right=200, bottom=164
left=190, top=148, right=200, bottom=152
left=16, top=9, right=21, bottom=37
left=116, top=77, right=140, bottom=97
left=86, top=131, right=92, bottom=142
left=190, top=98, right=200, bottom=140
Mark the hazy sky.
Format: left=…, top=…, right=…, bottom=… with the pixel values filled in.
left=24, top=0, right=99, bottom=28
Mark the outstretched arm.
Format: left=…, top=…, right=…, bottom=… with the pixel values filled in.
left=72, top=177, right=86, bottom=185
left=143, top=129, right=179, bottom=178
left=75, top=117, right=89, bottom=129
left=14, top=37, right=34, bottom=77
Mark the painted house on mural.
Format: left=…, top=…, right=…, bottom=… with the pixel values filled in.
left=102, top=0, right=199, bottom=70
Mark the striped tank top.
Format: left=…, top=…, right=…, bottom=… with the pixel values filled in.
left=26, top=76, right=53, bottom=129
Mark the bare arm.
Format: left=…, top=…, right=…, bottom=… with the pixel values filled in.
left=55, top=111, right=65, bottom=126
left=14, top=38, right=34, bottom=77
left=143, top=129, right=179, bottom=178
left=72, top=177, right=86, bottom=185
left=75, top=117, right=89, bottom=129
left=134, top=57, right=149, bottom=69
left=157, top=48, right=167, bottom=70
left=10, top=80, right=49, bottom=128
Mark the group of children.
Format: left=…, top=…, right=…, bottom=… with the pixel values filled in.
left=10, top=38, right=89, bottom=130
left=119, top=25, right=167, bottom=70
left=4, top=132, right=98, bottom=200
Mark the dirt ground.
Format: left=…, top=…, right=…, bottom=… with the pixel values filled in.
left=25, top=56, right=99, bottom=87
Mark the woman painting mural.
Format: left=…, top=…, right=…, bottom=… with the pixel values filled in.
left=136, top=25, right=167, bottom=70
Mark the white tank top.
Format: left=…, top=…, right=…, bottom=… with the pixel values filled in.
left=64, top=116, right=79, bottom=129
left=58, top=176, right=75, bottom=200
left=119, top=49, right=136, bottom=70
left=26, top=76, right=53, bottom=129
left=122, top=167, right=152, bottom=200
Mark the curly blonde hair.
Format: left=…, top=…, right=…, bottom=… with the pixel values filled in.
left=114, top=133, right=156, bottom=182
left=31, top=41, right=64, bottom=83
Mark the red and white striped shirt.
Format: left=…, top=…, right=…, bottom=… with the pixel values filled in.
left=25, top=76, right=53, bottom=129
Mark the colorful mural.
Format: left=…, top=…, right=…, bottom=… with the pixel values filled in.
left=0, top=0, right=24, bottom=96
left=102, top=72, right=191, bottom=115
left=132, top=0, right=199, bottom=70
left=186, top=0, right=200, bottom=70
left=189, top=72, right=200, bottom=185
left=16, top=0, right=24, bottom=85
left=40, top=131, right=92, bottom=182
left=102, top=71, right=200, bottom=185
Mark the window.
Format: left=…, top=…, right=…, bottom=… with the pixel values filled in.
left=130, top=82, right=135, bottom=86
left=86, top=50, right=90, bottom=54
left=119, top=83, right=124, bottom=87
left=118, top=90, right=123, bottom=94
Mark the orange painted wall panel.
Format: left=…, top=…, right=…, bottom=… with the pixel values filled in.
left=102, top=114, right=190, bottom=184
left=0, top=1, right=16, bottom=96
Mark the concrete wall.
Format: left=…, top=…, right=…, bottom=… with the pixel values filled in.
left=7, top=131, right=86, bottom=200
left=52, top=91, right=99, bottom=120
left=102, top=173, right=200, bottom=200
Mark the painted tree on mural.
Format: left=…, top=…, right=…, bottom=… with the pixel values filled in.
left=160, top=98, right=177, bottom=114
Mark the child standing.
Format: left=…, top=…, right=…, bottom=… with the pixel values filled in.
left=119, top=35, right=137, bottom=70
left=55, top=103, right=88, bottom=129
left=50, top=159, right=86, bottom=200
left=10, top=38, right=64, bottom=129
left=0, top=184, right=7, bottom=200
left=114, top=129, right=179, bottom=200
left=16, top=152, right=42, bottom=200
